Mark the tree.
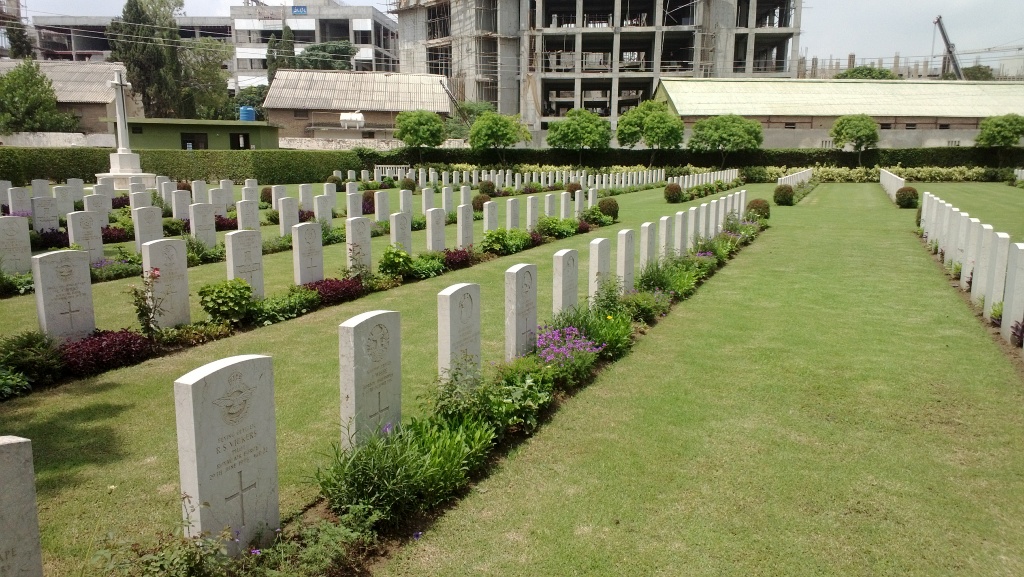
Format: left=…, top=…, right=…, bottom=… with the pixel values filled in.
left=975, top=113, right=1024, bottom=166
left=963, top=65, right=995, bottom=81
left=296, top=41, right=355, bottom=70
left=107, top=0, right=166, bottom=116
left=234, top=85, right=269, bottom=120
left=279, top=26, right=296, bottom=70
left=0, top=60, right=79, bottom=134
left=829, top=114, right=879, bottom=166
left=6, top=21, right=34, bottom=59
left=468, top=112, right=531, bottom=166
left=687, top=114, right=763, bottom=168
left=617, top=101, right=685, bottom=165
left=266, top=34, right=280, bottom=85
left=395, top=110, right=446, bottom=162
left=835, top=66, right=899, bottom=80
left=178, top=38, right=233, bottom=119
left=444, top=101, right=495, bottom=140
left=545, top=108, right=612, bottom=164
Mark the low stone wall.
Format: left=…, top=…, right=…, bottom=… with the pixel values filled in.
left=279, top=138, right=470, bottom=151
left=0, top=132, right=116, bottom=148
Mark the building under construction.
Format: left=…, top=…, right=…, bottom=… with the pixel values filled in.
left=394, top=0, right=802, bottom=130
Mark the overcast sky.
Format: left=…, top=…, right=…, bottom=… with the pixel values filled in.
left=19, top=0, right=1024, bottom=69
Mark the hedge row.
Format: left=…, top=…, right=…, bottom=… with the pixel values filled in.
left=2, top=146, right=1022, bottom=186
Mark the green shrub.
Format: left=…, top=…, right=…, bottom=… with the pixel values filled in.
left=664, top=183, right=683, bottom=203
left=326, top=174, right=342, bottom=184
left=378, top=244, right=414, bottom=278
left=620, top=290, right=672, bottom=325
left=252, top=286, right=322, bottom=326
left=431, top=366, right=553, bottom=439
left=155, top=321, right=234, bottom=348
left=895, top=186, right=919, bottom=209
left=746, top=198, right=771, bottom=220
left=398, top=177, right=416, bottom=191
left=260, top=186, right=273, bottom=204
left=480, top=228, right=532, bottom=256
left=535, top=216, right=577, bottom=239
left=0, top=366, right=31, bottom=401
left=262, top=235, right=292, bottom=255
left=184, top=236, right=225, bottom=267
left=478, top=180, right=496, bottom=196
left=597, top=197, right=619, bottom=220
left=580, top=206, right=613, bottom=227
left=773, top=184, right=794, bottom=206
left=471, top=194, right=491, bottom=212
left=550, top=305, right=634, bottom=361
left=163, top=218, right=187, bottom=237
left=197, top=279, right=256, bottom=325
left=0, top=331, right=64, bottom=389
left=566, top=182, right=582, bottom=194
left=264, top=209, right=280, bottom=225
left=409, top=252, right=447, bottom=280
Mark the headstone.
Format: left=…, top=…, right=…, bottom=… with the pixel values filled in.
left=31, top=196, right=59, bottom=231
left=526, top=195, right=539, bottom=231
left=192, top=181, right=209, bottom=204
left=421, top=188, right=434, bottom=214
left=709, top=200, right=720, bottom=236
left=374, top=191, right=390, bottom=223
left=236, top=200, right=260, bottom=231
left=67, top=211, right=104, bottom=263
left=587, top=188, right=596, bottom=209
left=346, top=217, right=372, bottom=271
left=189, top=203, right=217, bottom=248
left=700, top=203, right=711, bottom=238
left=589, top=238, right=610, bottom=300
left=457, top=204, right=473, bottom=249
left=955, top=212, right=970, bottom=264
left=574, top=191, right=583, bottom=217
left=8, top=187, right=31, bottom=215
left=129, top=191, right=151, bottom=211
left=133, top=206, right=163, bottom=252
left=400, top=189, right=412, bottom=214
left=971, top=225, right=995, bottom=304
left=348, top=170, right=357, bottom=181
left=293, top=222, right=324, bottom=285
left=278, top=197, right=299, bottom=237
left=211, top=188, right=230, bottom=217
left=639, top=222, right=657, bottom=268
left=0, top=216, right=32, bottom=274
left=961, top=218, right=982, bottom=290
left=553, top=249, right=578, bottom=315
left=141, top=238, right=190, bottom=328
left=1000, top=242, right=1024, bottom=344
left=171, top=189, right=191, bottom=220
left=0, top=436, right=44, bottom=577
left=483, top=201, right=497, bottom=232
left=241, top=187, right=258, bottom=203
left=339, top=310, right=402, bottom=448
left=441, top=187, right=454, bottom=214
left=30, top=179, right=48, bottom=198
left=560, top=191, right=572, bottom=219
left=299, top=184, right=314, bottom=210
left=159, top=181, right=175, bottom=205
left=673, top=211, right=688, bottom=255
left=390, top=212, right=412, bottom=253
left=174, top=355, right=279, bottom=556
left=314, top=195, right=332, bottom=222
left=271, top=185, right=287, bottom=210
left=226, top=230, right=265, bottom=297
left=505, top=263, right=537, bottom=361
left=83, top=192, right=112, bottom=219
left=346, top=192, right=362, bottom=218
left=219, top=179, right=234, bottom=201
left=426, top=208, right=446, bottom=252
left=461, top=185, right=472, bottom=206
left=658, top=215, right=674, bottom=259
left=438, top=283, right=481, bottom=377
left=245, top=178, right=258, bottom=189
left=984, top=232, right=1011, bottom=320
left=685, top=207, right=698, bottom=252
left=53, top=186, right=74, bottom=218
left=506, top=197, right=520, bottom=229
left=618, top=229, right=635, bottom=293
left=129, top=180, right=145, bottom=191
left=32, top=250, right=95, bottom=341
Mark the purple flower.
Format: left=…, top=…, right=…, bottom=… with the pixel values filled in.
left=413, top=531, right=423, bottom=540
left=250, top=549, right=261, bottom=555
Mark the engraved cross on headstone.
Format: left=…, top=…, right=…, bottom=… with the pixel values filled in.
left=368, top=390, right=390, bottom=421
left=224, top=470, right=257, bottom=526
left=59, top=300, right=81, bottom=330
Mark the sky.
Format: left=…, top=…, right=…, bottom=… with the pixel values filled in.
left=17, top=0, right=1024, bottom=71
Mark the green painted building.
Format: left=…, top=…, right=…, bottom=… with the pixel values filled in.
left=101, top=117, right=279, bottom=150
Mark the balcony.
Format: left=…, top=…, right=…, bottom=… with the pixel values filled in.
left=543, top=51, right=577, bottom=72
left=581, top=52, right=612, bottom=73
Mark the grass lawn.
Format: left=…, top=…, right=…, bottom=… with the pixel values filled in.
left=377, top=183, right=1024, bottom=576
left=919, top=182, right=1024, bottom=240
left=0, top=181, right=743, bottom=576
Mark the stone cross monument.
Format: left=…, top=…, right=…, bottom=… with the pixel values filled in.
left=95, top=69, right=156, bottom=189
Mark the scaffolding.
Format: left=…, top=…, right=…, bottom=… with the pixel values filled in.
left=427, top=2, right=451, bottom=40
left=476, top=0, right=497, bottom=33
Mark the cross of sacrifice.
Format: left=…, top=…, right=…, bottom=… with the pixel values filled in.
left=224, top=469, right=258, bottom=526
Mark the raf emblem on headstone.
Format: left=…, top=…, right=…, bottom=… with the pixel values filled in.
left=213, top=373, right=255, bottom=425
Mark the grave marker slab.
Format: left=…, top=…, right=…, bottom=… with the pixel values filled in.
left=83, top=193, right=112, bottom=219
left=271, top=185, right=286, bottom=210
left=971, top=225, right=995, bottom=304
left=374, top=191, right=390, bottom=222
left=192, top=181, right=209, bottom=204
left=560, top=192, right=572, bottom=219
left=658, top=215, right=674, bottom=259
left=1000, top=243, right=1024, bottom=344
left=421, top=188, right=434, bottom=214
left=171, top=189, right=191, bottom=220
left=53, top=186, right=74, bottom=217
left=133, top=206, right=164, bottom=252
left=313, top=195, right=332, bottom=222
left=226, top=230, right=264, bottom=297
left=399, top=189, right=412, bottom=214
left=242, top=187, right=258, bottom=202
left=130, top=190, right=152, bottom=211
left=31, top=196, right=59, bottom=231
left=32, top=250, right=95, bottom=341
left=483, top=201, right=497, bottom=232
left=346, top=217, right=372, bottom=270
left=8, top=187, right=31, bottom=215
left=553, top=249, right=578, bottom=315
left=0, top=436, right=44, bottom=577
left=390, top=212, right=412, bottom=254
left=426, top=208, right=446, bottom=252
left=293, top=222, right=324, bottom=285
left=457, top=204, right=473, bottom=249
left=0, top=216, right=32, bottom=274
left=441, top=187, right=453, bottom=213
left=67, top=211, right=104, bottom=263
left=526, top=195, right=539, bottom=231
left=278, top=197, right=299, bottom=237
left=339, top=310, right=401, bottom=448
left=639, top=222, right=656, bottom=267
left=506, top=197, right=520, bottom=229
left=299, top=184, right=314, bottom=210
left=505, top=263, right=537, bottom=361
left=589, top=238, right=610, bottom=300
left=618, top=229, right=635, bottom=293
left=438, top=283, right=481, bottom=377
left=142, top=238, right=190, bottom=328
left=236, top=200, right=260, bottom=231
left=984, top=232, right=1011, bottom=319
left=189, top=203, right=217, bottom=248
left=30, top=179, right=48, bottom=198
left=174, top=355, right=279, bottom=556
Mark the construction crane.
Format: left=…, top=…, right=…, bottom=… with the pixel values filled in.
left=934, top=15, right=965, bottom=80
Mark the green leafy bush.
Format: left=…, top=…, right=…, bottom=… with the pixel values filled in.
left=409, top=252, right=447, bottom=280
left=398, top=177, right=416, bottom=191
left=0, top=366, right=31, bottom=401
left=378, top=244, right=414, bottom=278
left=163, top=218, right=187, bottom=237
left=478, top=180, right=496, bottom=196
left=262, top=235, right=292, bottom=255
left=480, top=228, right=532, bottom=256
left=431, top=366, right=553, bottom=439
left=620, top=289, right=672, bottom=325
left=580, top=206, right=613, bottom=227
left=326, top=174, right=342, bottom=184
left=260, top=186, right=273, bottom=204
left=264, top=209, right=280, bottom=225
left=197, top=279, right=256, bottom=325
left=184, top=236, right=225, bottom=266
left=155, top=321, right=234, bottom=348
left=0, top=331, right=64, bottom=389
left=471, top=194, right=491, bottom=211
left=664, top=183, right=683, bottom=203
left=550, top=305, right=634, bottom=361
left=773, top=184, right=794, bottom=206
left=746, top=198, right=771, bottom=220
left=536, top=216, right=577, bottom=239
left=252, top=286, right=322, bottom=326
left=895, top=186, right=919, bottom=209
left=565, top=182, right=582, bottom=194
left=597, top=197, right=619, bottom=220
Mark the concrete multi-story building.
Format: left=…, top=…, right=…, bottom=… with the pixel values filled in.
left=0, top=0, right=23, bottom=58
left=395, top=0, right=801, bottom=131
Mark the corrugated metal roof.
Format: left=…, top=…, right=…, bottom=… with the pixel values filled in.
left=657, top=78, right=1024, bottom=118
left=0, top=60, right=125, bottom=104
left=263, top=69, right=451, bottom=114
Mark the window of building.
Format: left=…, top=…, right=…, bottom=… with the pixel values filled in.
left=427, top=45, right=452, bottom=77
left=939, top=123, right=950, bottom=130
left=294, top=110, right=309, bottom=119
left=880, top=123, right=893, bottom=130
left=427, top=2, right=451, bottom=40
left=784, top=122, right=796, bottom=129
left=354, top=30, right=371, bottom=44
left=476, top=0, right=497, bottom=33
left=229, top=133, right=251, bottom=150
left=820, top=139, right=833, bottom=149
left=947, top=140, right=961, bottom=147
left=362, top=131, right=375, bottom=139
left=905, top=123, right=917, bottom=130
left=181, top=133, right=208, bottom=150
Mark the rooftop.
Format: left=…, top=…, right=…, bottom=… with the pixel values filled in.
left=656, top=78, right=1024, bottom=118
left=263, top=69, right=451, bottom=114
left=0, top=60, right=126, bottom=104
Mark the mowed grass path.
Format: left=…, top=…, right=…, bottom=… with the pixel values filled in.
left=920, top=182, right=1024, bottom=240
left=0, top=182, right=745, bottom=576
left=379, top=183, right=1024, bottom=576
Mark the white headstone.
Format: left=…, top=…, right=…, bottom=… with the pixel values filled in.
left=171, top=189, right=191, bottom=220
left=544, top=194, right=554, bottom=217
left=192, top=181, right=209, bottom=204
left=142, top=238, right=190, bottom=328
left=0, top=436, right=44, bottom=577
left=372, top=190, right=389, bottom=223
left=390, top=212, right=412, bottom=254
left=971, top=225, right=995, bottom=304
left=189, top=203, right=217, bottom=248
left=236, top=200, right=260, bottom=231
left=461, top=185, right=472, bottom=206
left=53, top=186, right=74, bottom=218
left=618, top=229, right=635, bottom=293
left=245, top=178, right=258, bottom=189
left=129, top=191, right=151, bottom=211
left=30, top=179, right=48, bottom=198
left=673, top=211, right=688, bottom=255
left=346, top=217, right=372, bottom=271
left=0, top=216, right=32, bottom=274
left=984, top=232, right=1011, bottom=320
left=293, top=222, right=324, bottom=285
left=298, top=184, right=314, bottom=211
left=426, top=208, right=446, bottom=252
left=242, top=187, right=259, bottom=203
left=83, top=193, right=112, bottom=220
left=271, top=185, right=287, bottom=210
left=658, top=215, right=674, bottom=259
left=339, top=310, right=402, bottom=448
left=526, top=195, right=539, bottom=232
left=67, top=211, right=104, bottom=264
left=961, top=218, right=982, bottom=290
left=399, top=189, right=412, bottom=214
left=32, top=250, right=95, bottom=341
left=1000, top=242, right=1024, bottom=344
left=278, top=197, right=299, bottom=237
left=30, top=196, right=59, bottom=232
left=457, top=204, right=473, bottom=249
left=483, top=201, right=497, bottom=232
left=685, top=207, right=698, bottom=252
left=560, top=191, right=572, bottom=219
left=346, top=192, right=362, bottom=218
left=133, top=206, right=163, bottom=253
left=226, top=230, right=265, bottom=297
left=174, top=355, right=279, bottom=556
left=589, top=238, right=610, bottom=300
left=553, top=249, right=578, bottom=315
left=441, top=186, right=454, bottom=214
left=210, top=188, right=230, bottom=218
left=421, top=188, right=434, bottom=214
left=7, top=187, right=31, bottom=216
left=313, top=195, right=332, bottom=222
left=438, top=283, right=481, bottom=377
left=505, top=263, right=537, bottom=361
left=639, top=222, right=656, bottom=267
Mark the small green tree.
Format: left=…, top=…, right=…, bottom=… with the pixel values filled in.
left=235, top=85, right=269, bottom=120
left=687, top=114, right=763, bottom=168
left=279, top=26, right=296, bottom=70
left=6, top=21, right=34, bottom=59
left=445, top=101, right=495, bottom=140
left=266, top=34, right=280, bottom=85
left=963, top=65, right=995, bottom=81
left=0, top=60, right=79, bottom=134
left=975, top=113, right=1024, bottom=167
left=395, top=110, right=446, bottom=162
left=178, top=37, right=232, bottom=119
left=830, top=114, right=879, bottom=166
left=835, top=66, right=899, bottom=80
left=107, top=0, right=166, bottom=116
left=616, top=100, right=684, bottom=164
left=468, top=112, right=531, bottom=166
left=545, top=108, right=612, bottom=164
left=296, top=41, right=355, bottom=70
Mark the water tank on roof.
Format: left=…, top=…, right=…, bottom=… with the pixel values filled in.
left=239, top=106, right=256, bottom=121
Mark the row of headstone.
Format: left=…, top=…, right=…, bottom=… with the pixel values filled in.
left=921, top=192, right=1024, bottom=351
left=879, top=169, right=906, bottom=203
left=666, top=169, right=740, bottom=191
left=339, top=167, right=666, bottom=194
left=1013, top=168, right=1023, bottom=181
left=778, top=168, right=814, bottom=189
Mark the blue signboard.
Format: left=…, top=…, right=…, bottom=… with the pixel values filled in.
left=292, top=6, right=308, bottom=15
